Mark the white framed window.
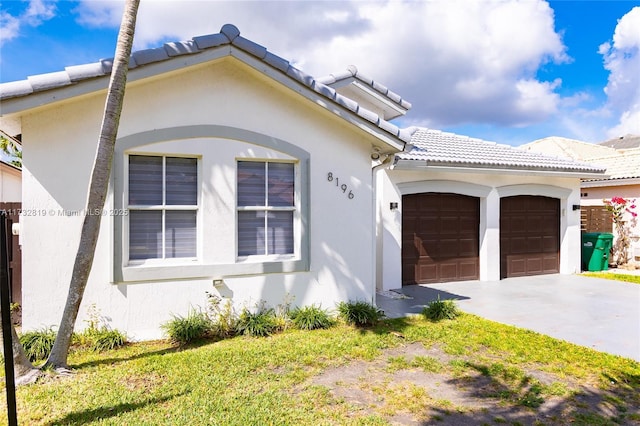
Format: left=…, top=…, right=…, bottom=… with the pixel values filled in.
left=127, top=155, right=198, bottom=261
left=237, top=161, right=295, bottom=257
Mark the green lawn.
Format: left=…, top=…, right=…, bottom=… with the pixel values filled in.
left=581, top=271, right=640, bottom=284
left=3, top=315, right=640, bottom=425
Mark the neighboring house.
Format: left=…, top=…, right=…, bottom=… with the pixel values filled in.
left=0, top=24, right=604, bottom=340
left=521, top=136, right=640, bottom=264
left=0, top=130, right=22, bottom=320
left=0, top=131, right=22, bottom=202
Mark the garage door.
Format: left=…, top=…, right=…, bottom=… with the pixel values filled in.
left=500, top=195, right=559, bottom=278
left=402, top=193, right=479, bottom=285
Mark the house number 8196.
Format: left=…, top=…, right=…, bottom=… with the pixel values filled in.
left=327, top=172, right=355, bottom=199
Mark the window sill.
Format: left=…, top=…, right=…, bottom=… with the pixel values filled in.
left=116, top=257, right=308, bottom=283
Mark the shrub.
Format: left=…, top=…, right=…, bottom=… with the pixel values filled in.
left=207, top=294, right=238, bottom=338
left=74, top=327, right=128, bottom=351
left=236, top=308, right=279, bottom=337
left=88, top=329, right=127, bottom=351
left=162, top=309, right=213, bottom=345
left=422, top=296, right=461, bottom=321
left=336, top=301, right=384, bottom=326
left=290, top=305, right=335, bottom=330
left=19, top=328, right=56, bottom=362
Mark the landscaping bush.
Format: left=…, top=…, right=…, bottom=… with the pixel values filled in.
left=207, top=294, right=238, bottom=338
left=236, top=308, right=279, bottom=337
left=19, top=328, right=56, bottom=362
left=88, top=329, right=128, bottom=351
left=336, top=301, right=384, bottom=326
left=422, top=296, right=461, bottom=321
left=289, top=305, right=335, bottom=330
left=162, top=309, right=213, bottom=344
left=74, top=327, right=128, bottom=351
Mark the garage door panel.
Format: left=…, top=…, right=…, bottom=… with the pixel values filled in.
left=418, top=263, right=438, bottom=281
left=501, top=196, right=559, bottom=278
left=542, top=236, right=557, bottom=252
left=402, top=193, right=479, bottom=285
left=526, top=258, right=543, bottom=274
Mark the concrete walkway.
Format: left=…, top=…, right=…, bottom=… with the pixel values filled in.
left=377, top=274, right=640, bottom=361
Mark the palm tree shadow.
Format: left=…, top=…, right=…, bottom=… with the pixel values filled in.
left=69, top=338, right=222, bottom=370
left=45, top=391, right=189, bottom=425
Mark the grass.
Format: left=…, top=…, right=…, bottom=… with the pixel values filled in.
left=3, top=314, right=640, bottom=425
left=581, top=271, right=640, bottom=284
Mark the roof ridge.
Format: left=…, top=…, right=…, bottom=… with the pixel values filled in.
left=0, top=24, right=412, bottom=145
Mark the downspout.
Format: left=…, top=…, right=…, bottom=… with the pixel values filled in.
left=371, top=154, right=394, bottom=305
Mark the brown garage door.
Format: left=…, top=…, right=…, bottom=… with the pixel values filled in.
left=402, top=193, right=479, bottom=285
left=500, top=195, right=559, bottom=278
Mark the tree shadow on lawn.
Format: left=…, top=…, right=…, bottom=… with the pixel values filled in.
left=70, top=337, right=220, bottom=370
left=423, top=368, right=640, bottom=425
left=45, top=391, right=189, bottom=426
left=313, top=338, right=640, bottom=425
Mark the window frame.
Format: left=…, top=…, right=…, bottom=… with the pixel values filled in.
left=125, top=153, right=200, bottom=265
left=112, top=126, right=310, bottom=284
left=236, top=159, right=299, bottom=261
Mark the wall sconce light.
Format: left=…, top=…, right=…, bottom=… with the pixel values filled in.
left=572, top=204, right=581, bottom=211
left=390, top=202, right=398, bottom=211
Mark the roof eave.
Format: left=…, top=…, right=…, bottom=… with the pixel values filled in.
left=0, top=40, right=407, bottom=153
left=0, top=46, right=233, bottom=116
left=232, top=50, right=406, bottom=152
left=581, top=176, right=640, bottom=188
left=393, top=159, right=606, bottom=178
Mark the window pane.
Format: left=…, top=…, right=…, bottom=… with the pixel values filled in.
left=268, top=163, right=294, bottom=207
left=129, top=210, right=162, bottom=260
left=129, top=156, right=162, bottom=205
left=237, top=161, right=265, bottom=206
left=166, top=157, right=197, bottom=205
left=238, top=211, right=265, bottom=256
left=267, top=211, right=294, bottom=255
left=165, top=210, right=197, bottom=258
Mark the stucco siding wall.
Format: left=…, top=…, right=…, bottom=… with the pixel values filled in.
left=20, top=58, right=377, bottom=340
left=0, top=165, right=21, bottom=202
left=378, top=169, right=582, bottom=291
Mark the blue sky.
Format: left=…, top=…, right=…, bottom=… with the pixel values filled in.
left=1, top=0, right=639, bottom=146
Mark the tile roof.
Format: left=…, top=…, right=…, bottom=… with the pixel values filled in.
left=0, top=24, right=412, bottom=146
left=317, top=65, right=412, bottom=111
left=582, top=149, right=640, bottom=181
left=520, top=136, right=640, bottom=181
left=520, top=136, right=618, bottom=162
left=598, top=134, right=640, bottom=150
left=397, top=128, right=605, bottom=174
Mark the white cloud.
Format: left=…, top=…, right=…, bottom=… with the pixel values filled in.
left=0, top=12, right=21, bottom=45
left=72, top=0, right=568, bottom=130
left=0, top=0, right=56, bottom=46
left=600, top=7, right=640, bottom=137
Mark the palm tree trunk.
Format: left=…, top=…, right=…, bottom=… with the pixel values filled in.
left=45, top=0, right=140, bottom=370
left=10, top=323, right=41, bottom=385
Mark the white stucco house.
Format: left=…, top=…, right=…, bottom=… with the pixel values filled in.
left=0, top=25, right=604, bottom=340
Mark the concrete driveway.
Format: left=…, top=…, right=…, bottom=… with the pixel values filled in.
left=377, top=274, right=640, bottom=361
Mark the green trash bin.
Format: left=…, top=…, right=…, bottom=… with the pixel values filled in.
left=581, top=233, right=613, bottom=271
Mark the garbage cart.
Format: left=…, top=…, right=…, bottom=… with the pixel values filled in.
left=581, top=232, right=613, bottom=271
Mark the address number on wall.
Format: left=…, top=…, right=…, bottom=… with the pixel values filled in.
left=327, top=172, right=355, bottom=199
